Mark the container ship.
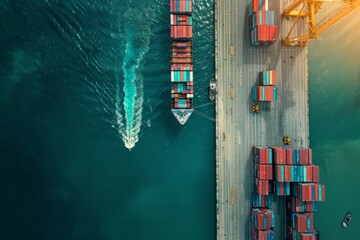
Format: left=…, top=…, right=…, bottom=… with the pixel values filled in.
left=170, top=0, right=193, bottom=125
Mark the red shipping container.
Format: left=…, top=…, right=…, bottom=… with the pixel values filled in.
left=306, top=166, right=313, bottom=182
left=252, top=209, right=274, bottom=230
left=293, top=213, right=314, bottom=233
left=314, top=185, right=319, bottom=201
left=171, top=26, right=192, bottom=38
left=271, top=70, right=276, bottom=85
left=262, top=25, right=267, bottom=41
left=254, top=146, right=269, bottom=164
left=255, top=178, right=270, bottom=195
left=308, top=149, right=313, bottom=164
left=272, top=147, right=286, bottom=164
left=265, top=148, right=269, bottom=162
left=312, top=165, right=319, bottom=182
left=299, top=149, right=309, bottom=165
left=251, top=0, right=259, bottom=12
left=321, top=184, right=325, bottom=201
left=255, top=163, right=273, bottom=180
left=265, top=86, right=269, bottom=101
left=268, top=25, right=273, bottom=41
left=286, top=149, right=293, bottom=164
left=307, top=185, right=312, bottom=201
left=270, top=25, right=278, bottom=41
left=284, top=166, right=291, bottom=182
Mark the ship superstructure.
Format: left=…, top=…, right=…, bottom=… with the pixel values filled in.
left=170, top=0, right=193, bottom=125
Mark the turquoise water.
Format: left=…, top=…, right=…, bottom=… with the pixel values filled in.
left=309, top=9, right=360, bottom=240
left=0, top=0, right=359, bottom=239
left=0, top=0, right=215, bottom=239
left=118, top=7, right=151, bottom=149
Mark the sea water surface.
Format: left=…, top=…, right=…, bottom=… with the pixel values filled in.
left=0, top=0, right=215, bottom=239
left=309, top=9, right=360, bottom=240
left=1, top=1, right=359, bottom=239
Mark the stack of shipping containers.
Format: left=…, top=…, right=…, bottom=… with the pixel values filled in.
left=252, top=70, right=278, bottom=102
left=251, top=146, right=325, bottom=240
left=251, top=208, right=275, bottom=240
left=249, top=0, right=278, bottom=46
left=252, top=147, right=276, bottom=240
left=170, top=0, right=193, bottom=110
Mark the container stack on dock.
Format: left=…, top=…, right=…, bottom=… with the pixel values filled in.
left=252, top=70, right=277, bottom=102
left=251, top=147, right=275, bottom=239
left=170, top=0, right=193, bottom=111
left=250, top=146, right=325, bottom=240
left=249, top=0, right=278, bottom=46
left=254, top=147, right=273, bottom=195
left=251, top=208, right=275, bottom=240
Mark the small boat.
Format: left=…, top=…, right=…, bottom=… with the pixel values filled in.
left=209, top=79, right=216, bottom=102
left=342, top=212, right=352, bottom=228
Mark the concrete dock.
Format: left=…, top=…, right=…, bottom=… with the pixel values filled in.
left=215, top=1, right=310, bottom=239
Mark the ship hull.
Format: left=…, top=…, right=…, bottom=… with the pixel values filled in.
left=171, top=109, right=193, bottom=125
left=170, top=0, right=193, bottom=124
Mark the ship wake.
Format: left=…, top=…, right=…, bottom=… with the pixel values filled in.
left=115, top=8, right=150, bottom=150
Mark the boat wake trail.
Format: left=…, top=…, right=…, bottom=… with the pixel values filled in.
left=116, top=8, right=150, bottom=150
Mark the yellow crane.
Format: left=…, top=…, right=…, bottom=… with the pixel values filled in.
left=283, top=0, right=360, bottom=46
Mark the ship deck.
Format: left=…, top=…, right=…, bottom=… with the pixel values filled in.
left=215, top=0, right=310, bottom=239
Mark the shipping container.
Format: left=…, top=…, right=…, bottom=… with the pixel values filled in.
left=171, top=25, right=193, bottom=39
left=249, top=10, right=275, bottom=30
left=255, top=178, right=271, bottom=195
left=259, top=70, right=276, bottom=86
left=251, top=224, right=275, bottom=240
left=170, top=14, right=192, bottom=26
left=170, top=0, right=193, bottom=14
left=252, top=86, right=277, bottom=102
left=249, top=0, right=269, bottom=13
left=171, top=70, right=193, bottom=82
left=291, top=183, right=325, bottom=201
left=252, top=193, right=273, bottom=208
left=250, top=25, right=278, bottom=46
left=254, top=146, right=273, bottom=164
left=275, top=181, right=291, bottom=196
left=289, top=212, right=314, bottom=233
left=270, top=146, right=286, bottom=164
left=286, top=196, right=317, bottom=213
left=275, top=165, right=318, bottom=183
left=254, top=163, right=273, bottom=180
left=252, top=208, right=275, bottom=230
left=286, top=225, right=318, bottom=240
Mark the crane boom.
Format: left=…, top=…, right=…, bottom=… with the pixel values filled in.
left=283, top=0, right=360, bottom=46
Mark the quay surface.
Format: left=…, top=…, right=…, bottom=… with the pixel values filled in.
left=215, top=1, right=310, bottom=239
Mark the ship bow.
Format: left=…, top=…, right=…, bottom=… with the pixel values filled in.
left=171, top=109, right=193, bottom=125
